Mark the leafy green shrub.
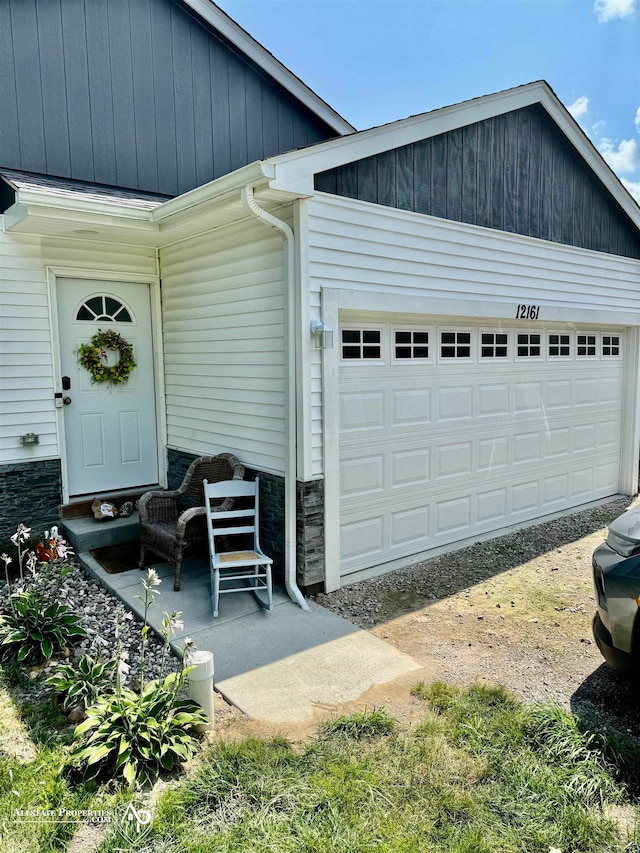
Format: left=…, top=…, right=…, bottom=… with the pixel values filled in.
left=0, top=589, right=86, bottom=665
left=65, top=569, right=209, bottom=790
left=66, top=670, right=209, bottom=788
left=0, top=525, right=84, bottom=666
left=45, top=653, right=117, bottom=712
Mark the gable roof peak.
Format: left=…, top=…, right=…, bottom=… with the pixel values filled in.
left=183, top=0, right=355, bottom=136
left=263, top=79, right=639, bottom=229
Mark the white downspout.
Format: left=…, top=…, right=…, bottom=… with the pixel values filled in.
left=240, top=185, right=309, bottom=611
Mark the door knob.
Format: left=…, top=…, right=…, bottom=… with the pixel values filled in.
left=63, top=396, right=72, bottom=405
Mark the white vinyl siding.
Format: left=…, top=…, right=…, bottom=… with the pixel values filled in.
left=160, top=216, right=287, bottom=473
left=307, top=194, right=640, bottom=477
left=0, top=227, right=156, bottom=464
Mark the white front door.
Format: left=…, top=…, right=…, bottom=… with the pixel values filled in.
left=57, top=278, right=159, bottom=496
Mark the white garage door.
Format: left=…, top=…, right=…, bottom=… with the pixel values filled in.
left=338, top=317, right=624, bottom=581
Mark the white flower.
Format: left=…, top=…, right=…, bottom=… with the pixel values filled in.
left=26, top=553, right=37, bottom=576
left=182, top=636, right=196, bottom=664
left=10, top=524, right=31, bottom=545
left=117, top=654, right=130, bottom=680
left=1, top=553, right=11, bottom=566
left=146, top=567, right=161, bottom=587
left=168, top=610, right=184, bottom=636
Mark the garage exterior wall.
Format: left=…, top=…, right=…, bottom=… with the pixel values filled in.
left=303, top=193, right=640, bottom=590
left=306, top=193, right=640, bottom=480
left=159, top=212, right=290, bottom=474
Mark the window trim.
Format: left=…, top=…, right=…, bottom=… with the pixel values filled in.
left=392, top=326, right=432, bottom=363
left=75, top=294, right=135, bottom=324
left=515, top=330, right=543, bottom=361
left=437, top=328, right=474, bottom=362
left=340, top=325, right=384, bottom=363
left=547, top=331, right=572, bottom=360
left=575, top=331, right=598, bottom=359
left=601, top=333, right=621, bottom=359
left=479, top=329, right=510, bottom=361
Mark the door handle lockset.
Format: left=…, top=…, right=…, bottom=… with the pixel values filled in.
left=63, top=397, right=72, bottom=406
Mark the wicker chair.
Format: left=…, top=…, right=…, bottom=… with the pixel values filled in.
left=138, top=454, right=244, bottom=591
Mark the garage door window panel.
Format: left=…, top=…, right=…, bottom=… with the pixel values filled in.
left=393, top=329, right=431, bottom=361
left=602, top=335, right=621, bottom=358
left=480, top=331, right=509, bottom=360
left=439, top=330, right=472, bottom=361
left=576, top=333, right=597, bottom=358
left=341, top=328, right=382, bottom=361
left=548, top=333, right=572, bottom=358
left=516, top=332, right=542, bottom=359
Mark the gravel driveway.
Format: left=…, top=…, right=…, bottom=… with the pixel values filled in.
left=315, top=495, right=640, bottom=739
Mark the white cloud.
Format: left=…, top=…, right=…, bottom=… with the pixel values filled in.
left=597, top=137, right=640, bottom=173
left=568, top=96, right=589, bottom=121
left=635, top=106, right=640, bottom=131
left=594, top=0, right=636, bottom=22
left=621, top=178, right=640, bottom=203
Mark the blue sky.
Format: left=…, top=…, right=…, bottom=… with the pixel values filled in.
left=218, top=0, right=640, bottom=202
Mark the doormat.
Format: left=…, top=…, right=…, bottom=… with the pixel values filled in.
left=90, top=542, right=148, bottom=575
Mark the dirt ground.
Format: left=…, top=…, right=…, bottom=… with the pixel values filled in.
left=214, top=495, right=640, bottom=742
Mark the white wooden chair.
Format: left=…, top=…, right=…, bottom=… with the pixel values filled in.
left=203, top=478, right=273, bottom=618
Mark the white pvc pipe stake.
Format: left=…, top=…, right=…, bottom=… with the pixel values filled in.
left=187, top=649, right=215, bottom=732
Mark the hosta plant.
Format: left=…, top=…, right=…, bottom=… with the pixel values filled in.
left=0, top=590, right=86, bottom=665
left=0, top=525, right=84, bottom=666
left=66, top=568, right=208, bottom=789
left=66, top=669, right=209, bottom=788
left=45, top=652, right=117, bottom=712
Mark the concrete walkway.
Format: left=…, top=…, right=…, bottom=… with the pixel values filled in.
left=78, top=550, right=420, bottom=723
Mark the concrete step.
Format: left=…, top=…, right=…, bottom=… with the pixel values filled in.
left=61, top=511, right=140, bottom=554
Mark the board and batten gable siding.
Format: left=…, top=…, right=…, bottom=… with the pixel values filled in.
left=160, top=214, right=289, bottom=472
left=314, top=104, right=640, bottom=260
left=305, top=194, right=640, bottom=476
left=0, top=227, right=157, bottom=464
left=0, top=0, right=335, bottom=197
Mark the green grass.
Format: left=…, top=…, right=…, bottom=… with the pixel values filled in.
left=94, top=685, right=640, bottom=853
left=2, top=667, right=639, bottom=853
left=0, top=670, right=124, bottom=853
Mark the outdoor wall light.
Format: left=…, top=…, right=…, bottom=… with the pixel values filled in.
left=310, top=319, right=334, bottom=349
left=20, top=433, right=40, bottom=446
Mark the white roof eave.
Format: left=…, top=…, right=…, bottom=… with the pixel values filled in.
left=1, top=163, right=292, bottom=246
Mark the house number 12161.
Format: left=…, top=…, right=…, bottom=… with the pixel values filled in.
left=515, top=304, right=540, bottom=320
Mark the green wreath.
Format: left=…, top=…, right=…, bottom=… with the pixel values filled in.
left=77, top=329, right=136, bottom=385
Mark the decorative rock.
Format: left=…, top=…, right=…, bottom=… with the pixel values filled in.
left=67, top=704, right=85, bottom=724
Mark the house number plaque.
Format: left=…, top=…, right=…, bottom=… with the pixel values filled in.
left=515, top=304, right=540, bottom=320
